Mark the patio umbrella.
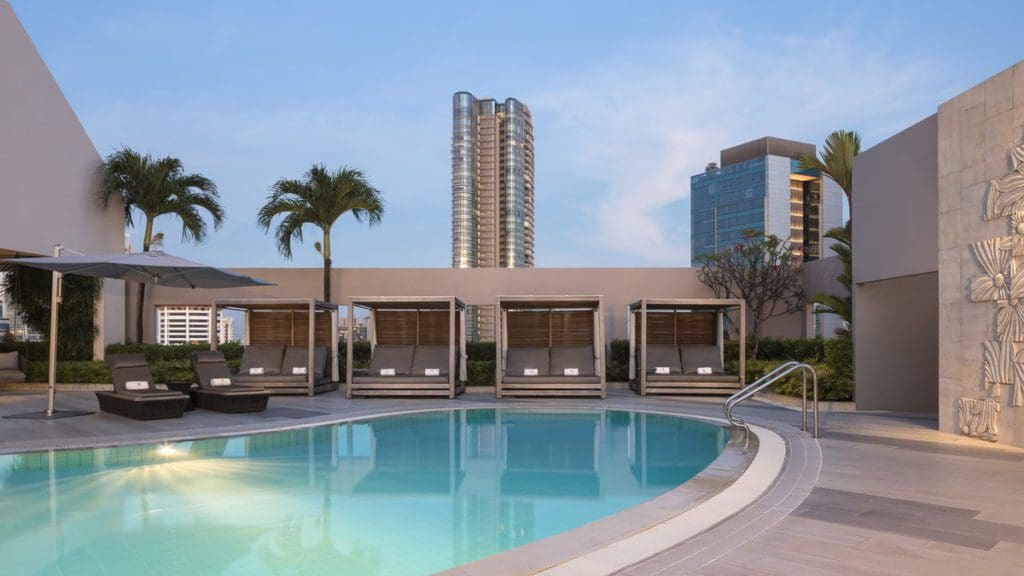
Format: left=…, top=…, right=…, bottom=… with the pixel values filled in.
left=2, top=246, right=273, bottom=419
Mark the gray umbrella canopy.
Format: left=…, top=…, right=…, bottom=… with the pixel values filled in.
left=1, top=249, right=273, bottom=420
left=4, top=250, right=272, bottom=289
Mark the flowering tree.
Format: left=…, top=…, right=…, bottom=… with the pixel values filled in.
left=696, top=231, right=805, bottom=358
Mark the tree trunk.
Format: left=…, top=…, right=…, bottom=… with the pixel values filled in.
left=136, top=218, right=153, bottom=343
left=322, top=228, right=331, bottom=302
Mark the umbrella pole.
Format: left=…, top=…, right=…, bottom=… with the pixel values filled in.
left=5, top=244, right=93, bottom=420
left=46, top=264, right=60, bottom=416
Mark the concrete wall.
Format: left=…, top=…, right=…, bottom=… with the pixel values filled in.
left=0, top=1, right=125, bottom=353
left=937, top=62, right=1024, bottom=447
left=138, top=265, right=841, bottom=344
left=853, top=115, right=939, bottom=284
left=851, top=114, right=940, bottom=414
left=854, top=273, right=938, bottom=412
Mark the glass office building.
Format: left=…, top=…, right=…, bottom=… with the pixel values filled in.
left=451, top=91, right=535, bottom=340
left=690, top=137, right=843, bottom=263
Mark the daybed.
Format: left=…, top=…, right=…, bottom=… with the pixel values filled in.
left=96, top=354, right=189, bottom=420
left=211, top=299, right=340, bottom=396
left=495, top=295, right=605, bottom=398
left=347, top=296, right=467, bottom=398
left=628, top=298, right=745, bottom=396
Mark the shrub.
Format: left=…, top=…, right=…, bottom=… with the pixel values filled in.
left=724, top=337, right=824, bottom=362
left=606, top=361, right=629, bottom=382
left=27, top=361, right=111, bottom=384
left=467, top=360, right=495, bottom=386
left=105, top=342, right=244, bottom=363
left=608, top=339, right=629, bottom=366
left=466, top=341, right=495, bottom=361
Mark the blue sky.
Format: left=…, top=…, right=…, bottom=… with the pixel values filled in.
left=10, top=1, right=1023, bottom=268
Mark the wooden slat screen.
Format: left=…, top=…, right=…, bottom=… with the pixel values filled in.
left=550, top=310, right=594, bottom=346
left=676, top=311, right=716, bottom=345
left=249, top=310, right=293, bottom=345
left=645, top=312, right=677, bottom=345
left=249, top=309, right=334, bottom=346
left=507, top=310, right=550, bottom=347
left=417, top=310, right=450, bottom=345
left=374, top=310, right=418, bottom=345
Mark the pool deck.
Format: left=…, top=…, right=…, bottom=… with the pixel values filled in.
left=2, top=389, right=1023, bottom=575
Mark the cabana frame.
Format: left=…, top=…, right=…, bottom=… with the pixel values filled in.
left=347, top=296, right=467, bottom=398
left=628, top=298, right=745, bottom=396
left=495, top=295, right=605, bottom=399
left=211, top=298, right=340, bottom=396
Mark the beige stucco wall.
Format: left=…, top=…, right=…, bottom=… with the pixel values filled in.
left=937, top=61, right=1024, bottom=447
left=851, top=113, right=939, bottom=413
left=854, top=273, right=938, bottom=412
left=0, top=1, right=125, bottom=353
left=138, top=265, right=839, bottom=344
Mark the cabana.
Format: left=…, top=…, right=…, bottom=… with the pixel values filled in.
left=628, top=298, right=745, bottom=396
left=211, top=299, right=340, bottom=396
left=347, top=296, right=467, bottom=398
left=496, top=295, right=605, bottom=398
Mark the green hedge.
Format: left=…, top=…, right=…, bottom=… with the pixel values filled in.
left=0, top=341, right=92, bottom=362
left=26, top=359, right=199, bottom=385
left=105, top=342, right=244, bottom=363
left=724, top=337, right=825, bottom=362
left=727, top=338, right=853, bottom=402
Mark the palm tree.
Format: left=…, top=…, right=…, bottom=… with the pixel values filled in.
left=812, top=222, right=852, bottom=337
left=97, top=147, right=224, bottom=342
left=257, top=164, right=383, bottom=301
left=797, top=129, right=861, bottom=220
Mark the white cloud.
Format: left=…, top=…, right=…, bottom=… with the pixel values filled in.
left=529, top=28, right=946, bottom=266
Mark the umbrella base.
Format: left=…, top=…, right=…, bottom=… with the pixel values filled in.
left=5, top=409, right=94, bottom=420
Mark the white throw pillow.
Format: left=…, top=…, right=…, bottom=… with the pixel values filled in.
left=697, top=366, right=713, bottom=375
left=210, top=377, right=232, bottom=387
left=248, top=367, right=265, bottom=376
left=654, top=366, right=670, bottom=375
left=425, top=368, right=440, bottom=377
left=523, top=368, right=539, bottom=376
left=380, top=368, right=396, bottom=376
left=125, top=380, right=149, bottom=391
left=563, top=368, right=580, bottom=376
left=292, top=367, right=308, bottom=375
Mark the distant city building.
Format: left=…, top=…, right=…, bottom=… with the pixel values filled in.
left=339, top=315, right=369, bottom=342
left=451, top=91, right=535, bottom=340
left=155, top=305, right=230, bottom=345
left=690, top=137, right=844, bottom=263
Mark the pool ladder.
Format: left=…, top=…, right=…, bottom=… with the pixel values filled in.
left=724, top=361, right=819, bottom=438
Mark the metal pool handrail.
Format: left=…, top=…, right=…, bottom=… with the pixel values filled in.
left=724, top=361, right=819, bottom=438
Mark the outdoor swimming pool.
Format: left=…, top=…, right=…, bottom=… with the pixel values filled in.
left=0, top=409, right=729, bottom=575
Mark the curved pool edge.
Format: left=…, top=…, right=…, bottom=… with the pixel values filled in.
left=0, top=393, right=812, bottom=576
left=440, top=419, right=783, bottom=576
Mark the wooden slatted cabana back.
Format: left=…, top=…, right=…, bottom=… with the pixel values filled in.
left=642, top=310, right=716, bottom=346
left=373, top=309, right=456, bottom=346
left=249, top=309, right=334, bottom=347
left=506, top=309, right=595, bottom=347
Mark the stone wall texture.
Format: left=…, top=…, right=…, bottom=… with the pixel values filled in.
left=938, top=62, right=1024, bottom=447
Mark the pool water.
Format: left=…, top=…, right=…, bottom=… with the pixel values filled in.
left=0, top=409, right=728, bottom=576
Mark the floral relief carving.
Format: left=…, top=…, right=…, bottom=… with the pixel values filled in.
left=969, top=238, right=1012, bottom=302
left=964, top=140, right=1024, bottom=442
left=957, top=397, right=1000, bottom=442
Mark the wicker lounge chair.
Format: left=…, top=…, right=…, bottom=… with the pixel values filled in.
left=629, top=299, right=745, bottom=396
left=189, top=351, right=270, bottom=413
left=96, top=354, right=188, bottom=420
left=347, top=297, right=467, bottom=398
left=496, top=296, right=605, bottom=398
left=0, top=351, right=28, bottom=383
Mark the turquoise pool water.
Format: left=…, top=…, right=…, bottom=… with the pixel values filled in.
left=0, top=409, right=727, bottom=576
